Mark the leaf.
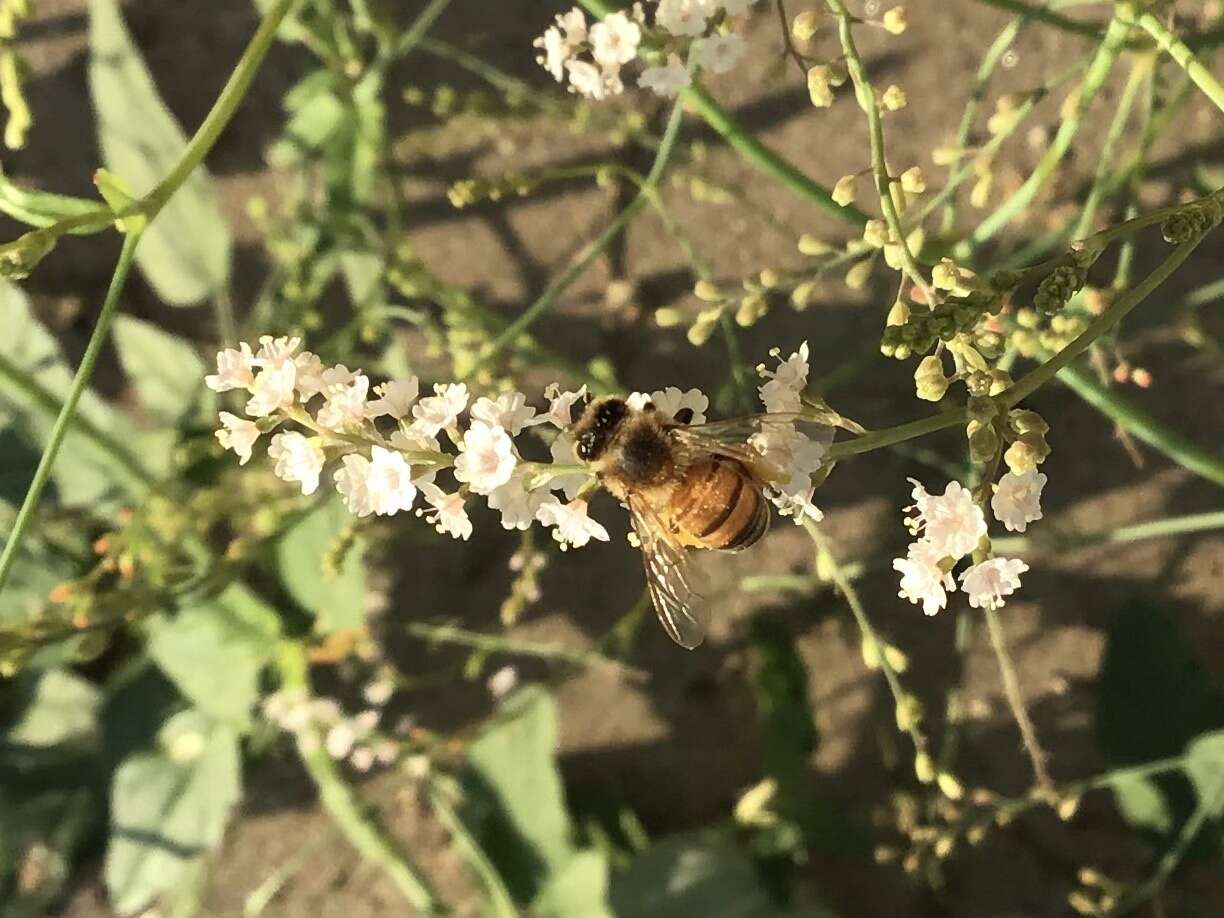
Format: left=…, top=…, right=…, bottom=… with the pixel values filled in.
left=1185, top=730, right=1224, bottom=818
left=105, top=710, right=240, bottom=914
left=112, top=315, right=207, bottom=425
left=145, top=584, right=280, bottom=729
left=0, top=280, right=164, bottom=506
left=1111, top=775, right=1174, bottom=834
left=531, top=850, right=612, bottom=918
left=277, top=495, right=365, bottom=634
left=3, top=668, right=101, bottom=750
left=610, top=834, right=837, bottom=917
left=0, top=164, right=103, bottom=232
left=88, top=0, right=231, bottom=306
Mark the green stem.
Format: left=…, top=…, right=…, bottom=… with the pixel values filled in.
left=276, top=644, right=446, bottom=915
left=393, top=0, right=453, bottom=56
left=993, top=509, right=1224, bottom=555
left=827, top=407, right=967, bottom=461
left=427, top=780, right=518, bottom=918
left=471, top=99, right=685, bottom=372
left=0, top=231, right=142, bottom=591
left=983, top=601, right=1052, bottom=788
left=975, top=0, right=1100, bottom=37
left=961, top=16, right=1129, bottom=252
left=1127, top=5, right=1224, bottom=114
left=1057, top=363, right=1224, bottom=488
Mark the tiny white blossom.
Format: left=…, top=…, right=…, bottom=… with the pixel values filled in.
left=363, top=678, right=395, bottom=706
left=534, top=26, right=569, bottom=81
left=656, top=0, right=713, bottom=36
left=894, top=540, right=956, bottom=616
left=293, top=351, right=327, bottom=401
left=991, top=470, right=1047, bottom=533
left=758, top=341, right=810, bottom=414
left=693, top=33, right=746, bottom=75
left=366, top=377, right=419, bottom=420
left=471, top=391, right=541, bottom=436
left=253, top=335, right=302, bottom=370
left=215, top=412, right=259, bottom=465
left=904, top=479, right=987, bottom=561
left=419, top=482, right=473, bottom=540
left=639, top=53, right=691, bottom=97
left=487, top=665, right=519, bottom=699
left=566, top=59, right=616, bottom=100
left=548, top=433, right=590, bottom=500
left=545, top=384, right=588, bottom=428
left=205, top=343, right=255, bottom=392
left=349, top=746, right=375, bottom=772
left=590, top=11, right=641, bottom=68
left=649, top=386, right=709, bottom=424
left=335, top=447, right=418, bottom=517
left=454, top=421, right=517, bottom=494
left=770, top=472, right=824, bottom=522
left=245, top=360, right=298, bottom=418
left=488, top=469, right=551, bottom=530
left=316, top=374, right=372, bottom=431
left=960, top=557, right=1029, bottom=609
left=325, top=723, right=355, bottom=760
left=536, top=497, right=611, bottom=549
left=411, top=383, right=469, bottom=436
left=556, top=6, right=588, bottom=45
left=321, top=364, right=359, bottom=389
left=267, top=431, right=325, bottom=495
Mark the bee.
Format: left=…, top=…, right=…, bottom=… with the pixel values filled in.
left=570, top=396, right=836, bottom=649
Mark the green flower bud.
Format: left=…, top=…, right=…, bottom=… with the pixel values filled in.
left=914, top=355, right=949, bottom=401
left=967, top=419, right=1000, bottom=463
left=798, top=233, right=833, bottom=255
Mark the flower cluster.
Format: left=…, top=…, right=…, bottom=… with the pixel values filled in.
left=534, top=2, right=756, bottom=101
left=893, top=471, right=1041, bottom=616
left=262, top=687, right=400, bottom=773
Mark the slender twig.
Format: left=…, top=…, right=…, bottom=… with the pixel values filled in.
left=1123, top=3, right=1224, bottom=114
left=427, top=780, right=518, bottom=918
left=774, top=0, right=810, bottom=77
left=982, top=601, right=1052, bottom=788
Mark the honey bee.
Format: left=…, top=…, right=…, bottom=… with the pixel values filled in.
left=570, top=396, right=836, bottom=649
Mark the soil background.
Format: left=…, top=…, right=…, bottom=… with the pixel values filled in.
left=5, top=1, right=1224, bottom=916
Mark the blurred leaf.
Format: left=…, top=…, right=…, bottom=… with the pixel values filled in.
left=340, top=250, right=383, bottom=307
left=88, top=0, right=231, bottom=306
left=105, top=710, right=240, bottom=914
left=277, top=495, right=365, bottom=634
left=1185, top=730, right=1224, bottom=818
left=610, top=833, right=837, bottom=917
left=0, top=280, right=164, bottom=506
left=0, top=164, right=103, bottom=232
left=146, top=584, right=280, bottom=729
left=532, top=849, right=612, bottom=918
left=112, top=315, right=207, bottom=425
left=1111, top=775, right=1174, bottom=834
left=3, top=668, right=100, bottom=751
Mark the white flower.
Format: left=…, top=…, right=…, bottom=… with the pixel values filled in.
left=325, top=722, right=355, bottom=760
left=267, top=431, right=325, bottom=495
left=590, top=11, right=641, bottom=68
left=293, top=352, right=327, bottom=401
left=419, top=482, right=473, bottom=540
left=566, top=59, right=617, bottom=100
left=253, top=335, right=301, bottom=370
left=349, top=746, right=375, bottom=772
left=215, top=412, right=259, bottom=465
left=991, top=470, right=1047, bottom=533
left=454, top=421, right=517, bottom=494
left=960, top=557, right=1029, bottom=609
left=316, top=374, right=372, bottom=431
left=894, top=540, right=956, bottom=616
left=205, top=343, right=255, bottom=392
left=770, top=472, right=824, bottom=522
left=639, top=53, right=691, bottom=97
left=363, top=678, right=395, bottom=706
left=656, top=0, right=713, bottom=36
left=536, top=497, right=610, bottom=549
left=411, top=383, right=469, bottom=436
left=557, top=6, right=588, bottom=46
left=487, top=469, right=551, bottom=530
left=758, top=341, right=810, bottom=414
left=648, top=386, right=708, bottom=424
left=548, top=433, right=590, bottom=500
left=904, top=479, right=987, bottom=561
left=625, top=391, right=651, bottom=411
left=534, top=25, right=569, bottom=81
left=321, top=364, right=358, bottom=389
left=366, top=377, right=419, bottom=420
left=544, top=384, right=588, bottom=428
left=693, top=33, right=745, bottom=75
left=471, top=391, right=541, bottom=436
left=335, top=447, right=418, bottom=517
left=487, top=665, right=519, bottom=699
left=245, top=360, right=298, bottom=418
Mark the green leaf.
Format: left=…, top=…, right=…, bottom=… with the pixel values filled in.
left=3, top=668, right=101, bottom=750
left=106, top=710, right=240, bottom=914
left=112, top=315, right=206, bottom=425
left=610, top=834, right=837, bottom=917
left=88, top=0, right=231, bottom=306
left=532, top=850, right=612, bottom=918
left=1111, top=775, right=1174, bottom=834
left=277, top=495, right=365, bottom=634
left=0, top=280, right=161, bottom=506
left=145, top=584, right=280, bottom=729
left=1185, top=730, right=1224, bottom=818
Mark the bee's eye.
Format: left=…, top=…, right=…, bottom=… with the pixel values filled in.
left=576, top=431, right=598, bottom=461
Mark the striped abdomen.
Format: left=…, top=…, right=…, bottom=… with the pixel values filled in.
left=669, top=456, right=769, bottom=552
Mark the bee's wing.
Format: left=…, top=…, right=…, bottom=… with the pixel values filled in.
left=627, top=493, right=709, bottom=650
left=668, top=413, right=836, bottom=480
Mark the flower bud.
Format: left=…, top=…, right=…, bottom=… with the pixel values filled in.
left=881, top=84, right=907, bottom=111
left=735, top=292, right=768, bottom=326
left=899, top=166, right=925, bottom=194
left=790, top=281, right=816, bottom=310
left=694, top=279, right=723, bottom=302
left=832, top=173, right=858, bottom=207
left=886, top=299, right=910, bottom=326
left=967, top=419, right=1000, bottom=463
left=807, top=65, right=834, bottom=108
left=654, top=306, right=683, bottom=327
left=845, top=258, right=873, bottom=290
left=1008, top=408, right=1049, bottom=435
left=1034, top=264, right=1087, bottom=314
left=1004, top=431, right=1049, bottom=474
left=798, top=233, right=832, bottom=255
left=792, top=9, right=821, bottom=43
left=914, top=751, right=936, bottom=784
left=932, top=145, right=961, bottom=166
left=882, top=6, right=908, bottom=34
left=863, top=219, right=891, bottom=248
left=914, top=355, right=949, bottom=402
left=936, top=771, right=964, bottom=801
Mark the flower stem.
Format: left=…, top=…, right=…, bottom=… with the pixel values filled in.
left=993, top=508, right=1224, bottom=555
left=1124, top=3, right=1224, bottom=114
left=0, top=231, right=142, bottom=592
left=982, top=601, right=1052, bottom=789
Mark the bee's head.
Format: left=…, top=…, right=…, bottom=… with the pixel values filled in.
left=572, top=396, right=629, bottom=462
